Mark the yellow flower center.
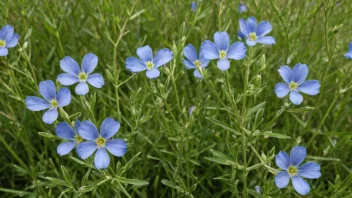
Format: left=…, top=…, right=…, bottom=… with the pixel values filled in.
left=50, top=99, right=58, bottom=108
left=249, top=32, right=257, bottom=41
left=96, top=136, right=106, bottom=147
left=74, top=134, right=82, bottom=144
left=219, top=50, right=227, bottom=59
left=289, top=82, right=298, bottom=90
left=0, top=40, right=6, bottom=47
left=288, top=166, right=298, bottom=176
left=194, top=60, right=201, bottom=67
left=146, top=61, right=154, bottom=70
left=78, top=72, right=88, bottom=81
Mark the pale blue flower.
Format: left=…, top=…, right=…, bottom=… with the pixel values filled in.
left=344, top=42, right=352, bottom=59
left=239, top=3, right=247, bottom=13
left=0, top=25, right=19, bottom=56
left=238, top=16, right=275, bottom=46
left=56, top=120, right=82, bottom=156
left=183, top=44, right=209, bottom=78
left=191, top=2, right=197, bottom=12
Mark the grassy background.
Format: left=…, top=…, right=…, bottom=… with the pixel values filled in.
left=0, top=0, right=351, bottom=197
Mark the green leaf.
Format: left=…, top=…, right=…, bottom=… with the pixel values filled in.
left=38, top=132, right=59, bottom=140
left=161, top=179, right=185, bottom=193
left=119, top=177, right=149, bottom=186
left=46, top=177, right=69, bottom=187
left=263, top=131, right=291, bottom=139
left=205, top=117, right=241, bottom=135
left=205, top=157, right=231, bottom=165
left=245, top=102, right=266, bottom=121
left=121, top=152, right=141, bottom=175
left=286, top=106, right=315, bottom=113
left=61, top=166, right=72, bottom=187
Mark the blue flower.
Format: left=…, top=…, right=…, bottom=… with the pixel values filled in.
left=55, top=120, right=82, bottom=156
left=125, top=45, right=173, bottom=79
left=275, top=146, right=321, bottom=196
left=344, top=42, right=352, bottom=59
left=189, top=106, right=196, bottom=116
left=238, top=3, right=247, bottom=13
left=275, top=63, right=320, bottom=105
left=200, top=32, right=246, bottom=71
left=0, top=25, right=19, bottom=56
left=25, top=80, right=71, bottom=124
left=191, top=2, right=197, bottom=12
left=183, top=44, right=210, bottom=78
left=76, top=118, right=127, bottom=170
left=238, top=16, right=275, bottom=46
left=57, top=53, right=104, bottom=95
left=255, top=186, right=261, bottom=193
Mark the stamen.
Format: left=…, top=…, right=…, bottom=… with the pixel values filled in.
left=249, top=32, right=257, bottom=41
left=219, top=50, right=227, bottom=59
left=0, top=40, right=6, bottom=47
left=146, top=61, right=154, bottom=70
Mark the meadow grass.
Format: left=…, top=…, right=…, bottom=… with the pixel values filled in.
left=0, top=0, right=351, bottom=197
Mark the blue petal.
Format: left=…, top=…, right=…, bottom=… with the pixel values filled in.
left=275, top=83, right=290, bottom=98
left=146, top=68, right=160, bottom=79
left=55, top=122, right=75, bottom=140
left=125, top=57, right=147, bottom=72
left=57, top=73, right=79, bottom=85
left=81, top=53, right=98, bottom=75
left=298, top=80, right=320, bottom=95
left=100, top=117, right=120, bottom=139
left=153, top=48, right=173, bottom=67
left=76, top=141, right=97, bottom=159
left=246, top=39, right=257, bottom=46
left=25, top=96, right=50, bottom=111
left=298, top=162, right=321, bottom=179
left=193, top=69, right=203, bottom=78
left=238, top=3, right=247, bottom=13
left=183, top=59, right=196, bottom=69
left=57, top=87, right=71, bottom=107
left=137, top=45, right=153, bottom=62
left=217, top=59, right=230, bottom=71
left=42, top=108, right=58, bottom=124
left=0, top=48, right=8, bottom=56
left=290, top=91, right=303, bottom=105
left=290, top=146, right=307, bottom=166
left=60, top=56, right=81, bottom=75
left=256, top=21, right=273, bottom=37
left=349, top=42, right=352, bottom=50
left=275, top=151, right=290, bottom=170
left=255, top=186, right=261, bottom=193
left=184, top=44, right=198, bottom=62
left=201, top=40, right=219, bottom=60
left=75, top=82, right=89, bottom=95
left=6, top=33, right=19, bottom=48
left=274, top=171, right=290, bottom=189
left=105, top=139, right=127, bottom=157
left=292, top=176, right=310, bottom=196
left=39, top=80, right=56, bottom=101
left=94, top=148, right=110, bottom=169
left=292, top=63, right=308, bottom=83
left=87, top=73, right=104, bottom=88
left=78, top=120, right=99, bottom=140
left=247, top=17, right=257, bottom=32
left=75, top=120, right=81, bottom=131
left=237, top=31, right=246, bottom=40
left=191, top=2, right=197, bottom=12
left=226, top=42, right=246, bottom=60
left=214, top=32, right=230, bottom=51
left=199, top=53, right=210, bottom=68
left=278, top=66, right=292, bottom=84
left=345, top=52, right=352, bottom=59
left=256, top=36, right=276, bottom=45
left=57, top=141, right=76, bottom=156
left=239, top=18, right=250, bottom=37
left=0, top=25, right=14, bottom=41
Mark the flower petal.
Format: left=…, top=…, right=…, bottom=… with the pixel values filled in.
left=199, top=53, right=210, bottom=68
left=290, top=146, right=307, bottom=166
left=183, top=59, right=196, bottom=69
left=60, top=56, right=81, bottom=75
left=275, top=151, right=290, bottom=170
left=57, top=87, right=71, bottom=107
left=125, top=57, right=147, bottom=72
left=6, top=33, right=19, bottom=48
left=274, top=171, right=290, bottom=189
left=292, top=176, right=310, bottom=196
left=275, top=83, right=290, bottom=98
left=237, top=31, right=246, bottom=40
left=193, top=69, right=203, bottom=78
left=42, top=109, right=58, bottom=124
left=75, top=82, right=89, bottom=95
left=94, top=148, right=110, bottom=169
left=0, top=48, right=8, bottom=56
left=75, top=120, right=81, bottom=132
left=256, top=36, right=275, bottom=45
left=78, top=120, right=99, bottom=140
left=184, top=44, right=198, bottom=62
left=55, top=122, right=75, bottom=140
left=256, top=21, right=273, bottom=37
left=76, top=141, right=97, bottom=159
left=217, top=59, right=230, bottom=71
left=298, top=80, right=320, bottom=95
left=214, top=32, right=230, bottom=51
left=247, top=16, right=257, bottom=32
left=278, top=66, right=292, bottom=84
left=344, top=52, right=352, bottom=59
left=292, top=63, right=308, bottom=83
left=25, top=96, right=50, bottom=111
left=153, top=48, right=173, bottom=67
left=226, top=42, right=246, bottom=60
left=57, top=73, right=79, bottom=85
left=289, top=91, right=303, bottom=105
left=136, top=45, right=153, bottom=62
left=200, top=40, right=219, bottom=60
left=298, top=162, right=321, bottom=179
left=349, top=42, right=352, bottom=51
left=39, top=80, right=56, bottom=101
left=87, top=73, right=104, bottom=88
left=239, top=18, right=251, bottom=37
left=57, top=141, right=76, bottom=156
left=246, top=39, right=257, bottom=46
left=100, top=117, right=120, bottom=139
left=81, top=53, right=98, bottom=75
left=0, top=25, right=14, bottom=41
left=105, top=139, right=127, bottom=157
left=146, top=68, right=160, bottom=79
